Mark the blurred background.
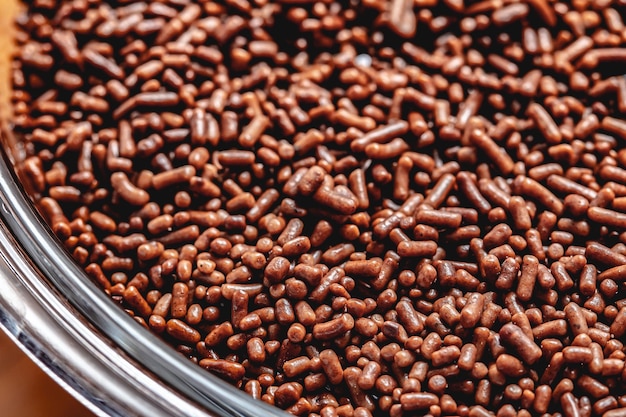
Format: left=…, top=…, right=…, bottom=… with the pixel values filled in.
left=0, top=1, right=95, bottom=416
left=0, top=329, right=95, bottom=416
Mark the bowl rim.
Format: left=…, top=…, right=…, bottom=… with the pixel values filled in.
left=0, top=125, right=290, bottom=417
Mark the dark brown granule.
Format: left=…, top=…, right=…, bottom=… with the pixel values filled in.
left=10, top=0, right=626, bottom=416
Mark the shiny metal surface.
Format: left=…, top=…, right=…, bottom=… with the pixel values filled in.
left=0, top=129, right=289, bottom=417
left=0, top=142, right=209, bottom=417
left=0, top=1, right=287, bottom=414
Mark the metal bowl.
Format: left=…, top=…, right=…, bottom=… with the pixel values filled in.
left=0, top=2, right=287, bottom=416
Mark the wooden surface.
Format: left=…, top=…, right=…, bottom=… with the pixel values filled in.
left=0, top=330, right=95, bottom=417
left=0, top=1, right=95, bottom=416
left=0, top=0, right=16, bottom=119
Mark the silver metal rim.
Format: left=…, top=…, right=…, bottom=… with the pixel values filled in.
left=0, top=129, right=290, bottom=417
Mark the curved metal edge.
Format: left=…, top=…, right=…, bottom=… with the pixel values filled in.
left=0, top=128, right=291, bottom=417
left=0, top=212, right=208, bottom=417
left=0, top=314, right=113, bottom=417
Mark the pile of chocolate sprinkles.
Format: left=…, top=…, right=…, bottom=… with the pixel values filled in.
left=10, top=0, right=626, bottom=415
